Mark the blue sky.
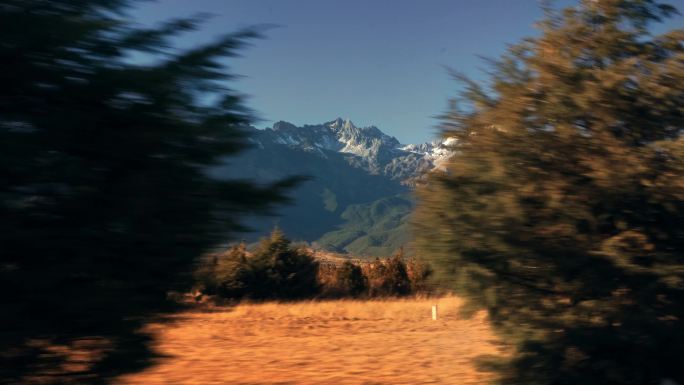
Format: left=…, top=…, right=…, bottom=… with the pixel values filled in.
left=133, top=0, right=684, bottom=144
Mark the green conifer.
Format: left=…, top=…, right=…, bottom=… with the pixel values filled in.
left=0, top=1, right=296, bottom=381
left=416, top=1, right=684, bottom=383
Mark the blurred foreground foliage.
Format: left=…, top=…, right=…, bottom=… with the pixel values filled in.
left=416, top=0, right=684, bottom=384
left=0, top=0, right=296, bottom=383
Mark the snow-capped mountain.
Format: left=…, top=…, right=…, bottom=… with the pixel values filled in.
left=400, top=136, right=458, bottom=161
left=218, top=118, right=456, bottom=256
left=248, top=118, right=455, bottom=183
left=263, top=118, right=400, bottom=155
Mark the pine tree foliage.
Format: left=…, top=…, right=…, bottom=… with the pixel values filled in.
left=334, top=261, right=367, bottom=297
left=198, top=229, right=320, bottom=300
left=365, top=254, right=412, bottom=297
left=415, top=1, right=684, bottom=384
left=249, top=228, right=320, bottom=299
left=0, top=0, right=296, bottom=382
left=200, top=242, right=253, bottom=299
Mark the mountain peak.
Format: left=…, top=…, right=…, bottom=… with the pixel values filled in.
left=328, top=117, right=356, bottom=131
left=272, top=120, right=297, bottom=131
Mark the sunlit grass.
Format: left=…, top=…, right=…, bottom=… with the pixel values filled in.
left=115, top=296, right=505, bottom=385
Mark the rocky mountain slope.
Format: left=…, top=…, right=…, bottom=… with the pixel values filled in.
left=210, top=118, right=455, bottom=256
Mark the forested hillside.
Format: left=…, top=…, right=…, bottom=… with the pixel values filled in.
left=209, top=119, right=454, bottom=255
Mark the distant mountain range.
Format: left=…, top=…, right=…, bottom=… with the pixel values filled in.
left=209, top=118, right=455, bottom=256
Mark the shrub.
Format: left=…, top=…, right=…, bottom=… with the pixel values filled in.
left=198, top=234, right=432, bottom=300
left=335, top=261, right=367, bottom=297
left=251, top=228, right=320, bottom=299
left=318, top=260, right=367, bottom=298
left=195, top=243, right=251, bottom=298
left=406, top=258, right=433, bottom=293
left=199, top=229, right=319, bottom=300
left=364, top=255, right=411, bottom=297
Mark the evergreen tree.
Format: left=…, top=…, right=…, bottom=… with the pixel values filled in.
left=334, top=261, right=367, bottom=297
left=406, top=257, right=433, bottom=293
left=383, top=254, right=411, bottom=296
left=0, top=1, right=296, bottom=382
left=415, top=1, right=684, bottom=384
left=250, top=228, right=320, bottom=299
left=203, top=242, right=252, bottom=299
left=365, top=255, right=411, bottom=297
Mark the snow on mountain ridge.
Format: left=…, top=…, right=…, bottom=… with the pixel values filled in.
left=255, top=118, right=456, bottom=181
left=400, top=137, right=457, bottom=160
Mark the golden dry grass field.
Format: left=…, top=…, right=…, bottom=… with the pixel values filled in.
left=114, top=296, right=505, bottom=385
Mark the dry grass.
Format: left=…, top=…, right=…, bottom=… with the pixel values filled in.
left=114, top=296, right=505, bottom=385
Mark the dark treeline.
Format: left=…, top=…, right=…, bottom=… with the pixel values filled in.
left=195, top=229, right=433, bottom=301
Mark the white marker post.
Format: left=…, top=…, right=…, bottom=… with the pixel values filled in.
left=432, top=304, right=438, bottom=320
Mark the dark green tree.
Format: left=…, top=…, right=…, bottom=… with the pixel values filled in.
left=249, top=228, right=320, bottom=300
left=0, top=1, right=296, bottom=383
left=198, top=242, right=252, bottom=299
left=366, top=255, right=411, bottom=297
left=383, top=254, right=412, bottom=296
left=415, top=1, right=684, bottom=384
left=196, top=229, right=319, bottom=300
left=334, top=261, right=367, bottom=297
left=406, top=257, right=433, bottom=293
